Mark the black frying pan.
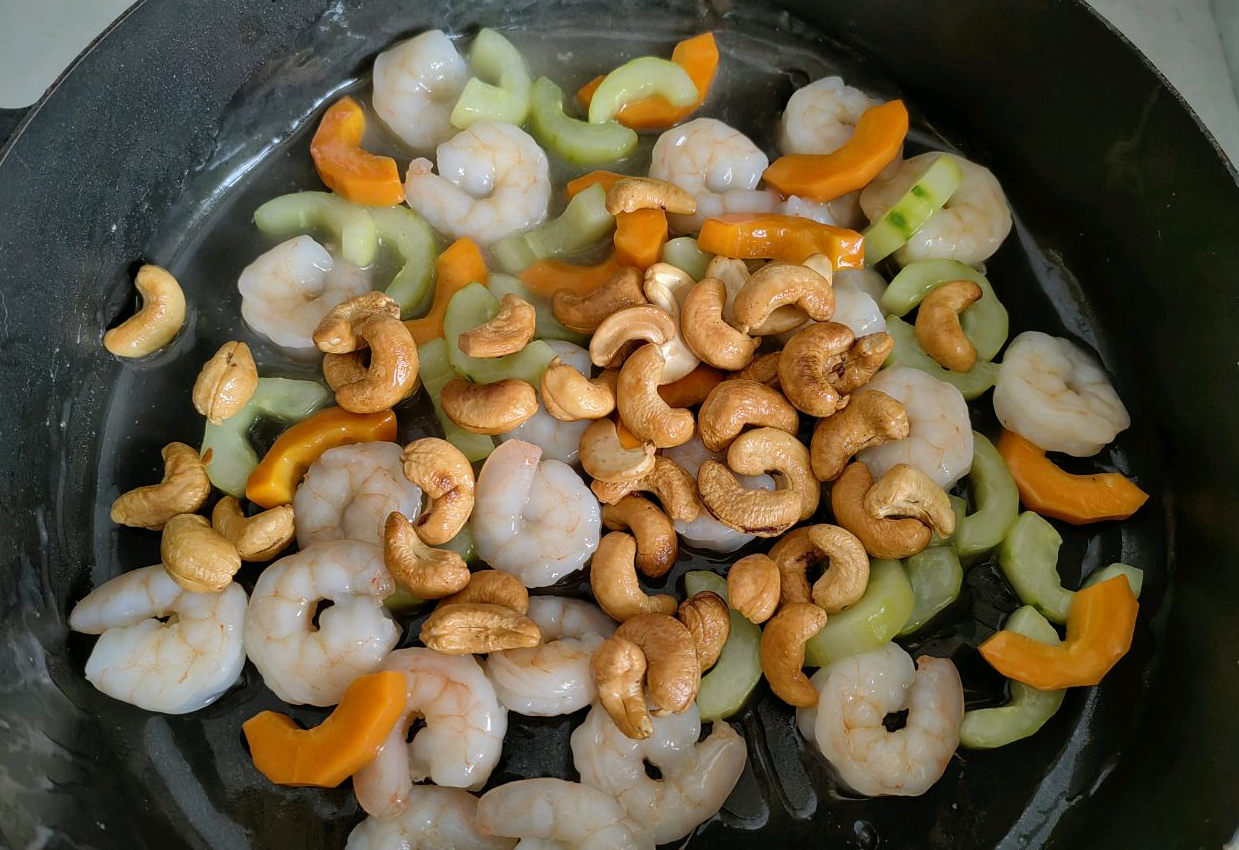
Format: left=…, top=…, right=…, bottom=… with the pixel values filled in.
left=2, top=1, right=1238, bottom=847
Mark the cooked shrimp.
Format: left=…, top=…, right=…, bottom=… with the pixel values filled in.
left=778, top=76, right=877, bottom=156
left=486, top=596, right=615, bottom=716
left=372, top=30, right=470, bottom=153
left=354, top=649, right=507, bottom=815
left=244, top=539, right=398, bottom=706
left=993, top=331, right=1131, bottom=457
left=472, top=439, right=601, bottom=588
left=347, top=785, right=514, bottom=850
left=860, top=152, right=1013, bottom=266
left=649, top=118, right=782, bottom=235
left=857, top=366, right=973, bottom=488
left=294, top=441, right=422, bottom=549
left=404, top=121, right=551, bottom=246
left=801, top=643, right=963, bottom=797
left=572, top=702, right=746, bottom=844
left=779, top=193, right=866, bottom=230
left=789, top=255, right=886, bottom=340
left=500, top=341, right=593, bottom=465
left=238, top=235, right=371, bottom=350
left=67, top=565, right=246, bottom=714
left=662, top=435, right=773, bottom=552
left=475, top=778, right=654, bottom=850
left=834, top=266, right=888, bottom=304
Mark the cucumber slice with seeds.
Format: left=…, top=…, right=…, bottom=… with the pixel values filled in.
left=863, top=154, right=963, bottom=264
left=529, top=77, right=637, bottom=166
left=443, top=282, right=557, bottom=385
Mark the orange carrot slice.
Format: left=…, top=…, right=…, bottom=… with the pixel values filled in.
left=614, top=209, right=669, bottom=270
left=657, top=365, right=725, bottom=408
left=566, top=170, right=627, bottom=199
left=578, top=33, right=719, bottom=130
left=698, top=213, right=865, bottom=268
left=404, top=238, right=488, bottom=345
left=310, top=97, right=404, bottom=206
left=519, top=254, right=623, bottom=299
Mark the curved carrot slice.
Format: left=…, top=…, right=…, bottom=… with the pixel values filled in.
left=997, top=430, right=1148, bottom=524
left=404, top=237, right=488, bottom=345
left=763, top=100, right=909, bottom=202
left=566, top=169, right=626, bottom=199
left=578, top=33, right=719, bottom=130
left=519, top=254, right=622, bottom=299
left=310, top=97, right=404, bottom=206
left=698, top=213, right=865, bottom=268
left=657, top=364, right=725, bottom=408
left=614, top=209, right=669, bottom=270
left=243, top=671, right=406, bottom=787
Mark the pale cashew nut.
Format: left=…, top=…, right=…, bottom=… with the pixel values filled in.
left=110, top=442, right=211, bottom=530
left=400, top=437, right=475, bottom=544
left=313, top=291, right=400, bottom=353
left=728, top=554, right=781, bottom=624
left=831, top=332, right=895, bottom=395
left=419, top=602, right=541, bottom=655
left=605, top=176, right=698, bottom=215
left=614, top=613, right=700, bottom=716
left=192, top=341, right=258, bottom=424
left=641, top=263, right=700, bottom=382
left=697, top=460, right=801, bottom=537
left=810, top=390, right=910, bottom=482
left=768, top=527, right=818, bottom=606
left=731, top=262, right=835, bottom=335
left=333, top=313, right=420, bottom=413
left=591, top=456, right=701, bottom=522
left=541, top=359, right=617, bottom=421
left=768, top=524, right=870, bottom=614
left=733, top=351, right=782, bottom=388
left=589, top=304, right=676, bottom=369
left=439, top=568, right=530, bottom=614
left=579, top=419, right=656, bottom=483
left=707, top=256, right=807, bottom=336
left=552, top=266, right=646, bottom=334
left=677, top=590, right=730, bottom=671
left=441, top=377, right=539, bottom=434
left=760, top=602, right=828, bottom=707
left=103, top=264, right=186, bottom=358
left=726, top=427, right=819, bottom=522
left=589, top=532, right=678, bottom=622
left=864, top=463, right=957, bottom=537
left=778, top=322, right=855, bottom=417
left=831, top=462, right=931, bottom=559
left=698, top=379, right=800, bottom=452
left=617, top=344, right=695, bottom=448
left=592, top=635, right=652, bottom=739
left=458, top=294, right=537, bottom=358
left=601, top=495, right=678, bottom=578
left=383, top=511, right=471, bottom=599
left=680, top=278, right=758, bottom=370
left=915, top=280, right=983, bottom=372
left=211, top=496, right=295, bottom=561
left=160, top=514, right=242, bottom=594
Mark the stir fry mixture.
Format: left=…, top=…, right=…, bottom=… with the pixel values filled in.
left=81, top=28, right=1149, bottom=848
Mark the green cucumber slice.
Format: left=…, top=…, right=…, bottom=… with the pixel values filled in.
left=804, top=559, right=914, bottom=667
left=898, top=547, right=964, bottom=636
left=661, top=236, right=714, bottom=281
left=587, top=56, right=698, bottom=124
left=685, top=570, right=762, bottom=722
left=997, top=512, right=1074, bottom=624
left=450, top=29, right=533, bottom=129
left=488, top=273, right=588, bottom=345
left=881, top=259, right=1009, bottom=361
left=443, top=283, right=557, bottom=384
left=1084, top=563, right=1143, bottom=598
left=253, top=191, right=378, bottom=267
left=954, top=432, right=1020, bottom=560
left=368, top=205, right=438, bottom=317
left=417, top=338, right=495, bottom=462
left=529, top=77, right=638, bottom=166
left=885, top=316, right=1000, bottom=400
left=863, top=154, right=963, bottom=265
left=491, top=183, right=615, bottom=273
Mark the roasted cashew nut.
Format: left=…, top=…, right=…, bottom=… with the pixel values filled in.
left=160, top=514, right=242, bottom=594
left=915, top=279, right=983, bottom=372
left=677, top=590, right=730, bottom=671
left=458, top=293, right=537, bottom=358
left=810, top=390, right=910, bottom=482
left=439, top=568, right=530, bottom=614
left=591, top=635, right=652, bottom=739
left=579, top=418, right=657, bottom=483
left=697, top=460, right=801, bottom=537
left=419, top=602, right=541, bottom=655
left=680, top=278, right=758, bottom=370
left=441, top=377, right=539, bottom=435
left=698, top=379, right=800, bottom=453
left=193, top=341, right=258, bottom=424
left=110, top=442, right=211, bottom=530
left=601, top=495, right=678, bottom=578
left=733, top=351, right=782, bottom=388
left=731, top=261, right=835, bottom=335
left=831, top=462, right=931, bottom=559
left=589, top=304, right=677, bottom=369
left=313, top=291, right=400, bottom=353
left=760, top=602, right=828, bottom=707
left=552, top=266, right=646, bottom=334
left=615, top=613, right=700, bottom=716
left=589, top=532, right=678, bottom=622
left=400, top=437, right=475, bottom=544
left=706, top=256, right=807, bottom=336
left=641, top=263, right=701, bottom=382
left=726, top=427, right=819, bottom=522
left=211, top=496, right=295, bottom=561
left=541, top=359, right=617, bottom=421
left=728, top=553, right=781, bottom=624
left=835, top=332, right=896, bottom=395
left=778, top=321, right=855, bottom=417
left=383, top=511, right=471, bottom=599
left=591, top=456, right=701, bottom=522
left=606, top=176, right=698, bottom=215
left=103, top=264, right=186, bottom=358
left=864, top=463, right=957, bottom=537
left=617, top=344, right=695, bottom=448
left=332, top=313, right=420, bottom=413
left=769, top=524, right=870, bottom=614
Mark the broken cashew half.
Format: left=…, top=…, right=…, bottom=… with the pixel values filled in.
left=579, top=418, right=657, bottom=483
left=698, top=378, right=799, bottom=453
left=400, top=437, right=475, bottom=545
left=606, top=176, right=697, bottom=215
left=420, top=602, right=541, bottom=655
left=760, top=602, right=828, bottom=707
left=810, top=390, right=910, bottom=482
left=439, top=568, right=529, bottom=614
left=677, top=590, right=730, bottom=671
left=591, top=455, right=701, bottom=522
left=211, top=496, right=295, bottom=561
left=110, top=442, right=211, bottom=530
left=831, top=462, right=931, bottom=559
left=193, top=341, right=258, bottom=425
left=103, top=264, right=186, bottom=359
left=441, top=377, right=539, bottom=434
left=383, top=511, right=471, bottom=599
left=916, top=280, right=983, bottom=372
left=552, top=266, right=646, bottom=334
left=160, top=514, right=242, bottom=594
left=769, top=524, right=869, bottom=614
left=601, top=494, right=678, bottom=578
left=458, top=293, right=537, bottom=358
left=863, top=463, right=957, bottom=538
left=731, top=261, right=835, bottom=335
left=589, top=531, right=678, bottom=622
left=728, top=553, right=781, bottom=624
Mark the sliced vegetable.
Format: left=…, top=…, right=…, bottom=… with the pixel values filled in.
left=861, top=154, right=963, bottom=264
left=960, top=606, right=1065, bottom=749
left=491, top=184, right=615, bottom=273
left=246, top=407, right=398, bottom=508
left=418, top=338, right=495, bottom=462
left=450, top=29, right=533, bottom=129
left=565, top=169, right=626, bottom=199
left=804, top=559, right=914, bottom=667
left=587, top=57, right=698, bottom=125
left=1085, top=563, right=1143, bottom=598
left=763, top=100, right=910, bottom=204
left=404, top=237, right=488, bottom=345
left=201, top=378, right=331, bottom=497
left=444, top=282, right=557, bottom=384
left=698, top=213, right=865, bottom=268
left=657, top=364, right=725, bottom=408
left=488, top=273, right=588, bottom=344
left=369, top=205, right=438, bottom=317
left=684, top=570, right=762, bottom=722
left=253, top=191, right=378, bottom=267
left=661, top=235, right=714, bottom=280
left=578, top=33, right=719, bottom=130
left=519, top=254, right=622, bottom=299
left=614, top=208, right=669, bottom=270
left=529, top=77, right=638, bottom=166
left=979, top=575, right=1138, bottom=690
left=885, top=316, right=1001, bottom=400
left=997, top=430, right=1149, bottom=525
left=898, top=547, right=963, bottom=636
left=953, top=432, right=1020, bottom=560
left=309, top=96, right=404, bottom=207
left=997, top=511, right=1074, bottom=624
left=243, top=671, right=406, bottom=787
left=881, top=259, right=1009, bottom=361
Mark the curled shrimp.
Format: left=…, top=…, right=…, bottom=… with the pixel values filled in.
left=486, top=596, right=615, bottom=716
left=238, top=235, right=371, bottom=351
left=778, top=76, right=877, bottom=157
left=662, top=434, right=774, bottom=553
left=244, top=539, right=398, bottom=706
left=404, top=121, right=551, bottom=246
left=353, top=648, right=507, bottom=816
left=293, top=441, right=422, bottom=549
left=346, top=785, right=514, bottom=850
left=832, top=266, right=888, bottom=337
left=472, top=439, right=601, bottom=588
left=572, top=702, right=747, bottom=844
left=67, top=565, right=246, bottom=714
left=798, top=643, right=963, bottom=797
left=993, top=330, right=1130, bottom=457
left=500, top=341, right=593, bottom=465
left=857, top=366, right=974, bottom=489
left=475, top=778, right=654, bottom=850
left=372, top=30, right=470, bottom=153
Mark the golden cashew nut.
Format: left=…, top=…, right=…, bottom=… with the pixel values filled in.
left=601, top=495, right=678, bottom=578
left=680, top=278, right=759, bottom=371
left=809, top=390, right=910, bottom=482
left=591, top=456, right=701, bottom=522
left=706, top=256, right=807, bottom=336
left=616, top=344, right=695, bottom=448
left=605, top=176, right=698, bottom=215
left=697, top=460, right=801, bottom=537
left=589, top=304, right=677, bottom=369
left=110, top=442, right=211, bottom=530
left=728, top=553, right=781, bottom=624
left=322, top=350, right=365, bottom=391
left=419, top=602, right=541, bottom=655
left=731, top=262, right=835, bottom=335
left=831, top=463, right=931, bottom=559
left=541, top=359, right=617, bottom=421
left=760, top=602, right=828, bottom=707
left=400, top=437, right=475, bottom=545
left=441, top=377, right=539, bottom=435
left=211, top=496, right=295, bottom=561
left=615, top=613, right=700, bottom=716
left=864, top=463, right=957, bottom=538
left=733, top=351, right=783, bottom=388
left=552, top=266, right=646, bottom=334
left=641, top=264, right=701, bottom=382
left=589, top=532, right=679, bottom=622
left=160, top=514, right=242, bottom=594
left=773, top=524, right=870, bottom=614
left=383, top=512, right=471, bottom=599
left=103, top=264, right=186, bottom=358
left=768, top=527, right=818, bottom=606
left=778, top=322, right=856, bottom=417
left=698, top=379, right=800, bottom=453
left=313, top=291, right=400, bottom=353
left=579, top=418, right=657, bottom=484
left=458, top=294, right=537, bottom=358
left=439, top=568, right=530, bottom=614
left=192, top=341, right=258, bottom=424
left=332, top=313, right=420, bottom=413
left=591, top=635, right=652, bottom=739
left=831, top=332, right=896, bottom=395
left=726, top=427, right=819, bottom=522
left=915, top=280, right=983, bottom=372
left=677, top=591, right=730, bottom=671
